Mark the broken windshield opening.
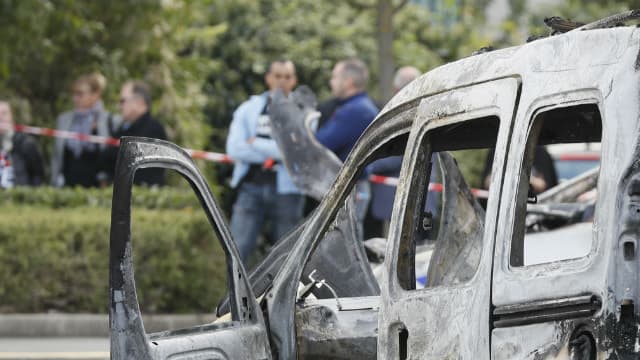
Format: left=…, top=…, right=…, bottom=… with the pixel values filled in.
left=297, top=131, right=410, bottom=302
left=511, top=103, right=602, bottom=267
left=286, top=126, right=412, bottom=360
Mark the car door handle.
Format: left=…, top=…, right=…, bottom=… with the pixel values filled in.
left=493, top=294, right=601, bottom=328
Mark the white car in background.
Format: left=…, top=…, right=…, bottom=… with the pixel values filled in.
left=547, top=142, right=600, bottom=181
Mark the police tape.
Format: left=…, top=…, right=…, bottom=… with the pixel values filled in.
left=7, top=123, right=488, bottom=197
left=10, top=124, right=233, bottom=164
left=368, top=174, right=489, bottom=199
left=14, top=124, right=121, bottom=146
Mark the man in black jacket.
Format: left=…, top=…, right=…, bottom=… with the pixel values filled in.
left=109, top=80, right=167, bottom=186
left=0, top=99, right=45, bottom=187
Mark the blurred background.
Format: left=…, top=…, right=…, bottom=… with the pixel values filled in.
left=0, top=0, right=635, bottom=351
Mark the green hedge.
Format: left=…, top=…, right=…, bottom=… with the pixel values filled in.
left=0, top=204, right=228, bottom=313
left=0, top=186, right=205, bottom=210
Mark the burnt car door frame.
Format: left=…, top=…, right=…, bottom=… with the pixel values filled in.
left=263, top=103, right=416, bottom=359
left=490, top=89, right=610, bottom=357
left=377, top=78, right=520, bottom=359
left=109, top=138, right=271, bottom=359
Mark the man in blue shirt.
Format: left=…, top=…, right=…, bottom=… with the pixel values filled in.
left=315, top=58, right=379, bottom=224
left=226, top=59, right=304, bottom=262
left=316, top=59, right=379, bottom=161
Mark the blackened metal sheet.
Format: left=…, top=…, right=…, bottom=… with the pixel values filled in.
left=269, top=89, right=342, bottom=201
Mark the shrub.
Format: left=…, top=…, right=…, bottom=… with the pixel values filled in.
left=0, top=186, right=204, bottom=210
left=0, top=205, right=228, bottom=313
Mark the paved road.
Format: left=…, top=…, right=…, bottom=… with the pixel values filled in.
left=0, top=338, right=108, bottom=360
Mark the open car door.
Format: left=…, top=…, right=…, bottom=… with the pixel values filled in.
left=109, top=138, right=271, bottom=360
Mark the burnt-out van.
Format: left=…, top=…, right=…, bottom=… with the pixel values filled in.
left=109, top=11, right=640, bottom=360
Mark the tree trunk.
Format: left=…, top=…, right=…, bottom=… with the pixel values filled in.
left=377, top=0, right=395, bottom=103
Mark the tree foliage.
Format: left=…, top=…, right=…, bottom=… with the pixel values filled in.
left=0, top=0, right=634, bottom=189
left=201, top=0, right=492, bottom=152
left=202, top=0, right=374, bottom=150
left=0, top=0, right=216, bottom=152
left=499, top=0, right=638, bottom=46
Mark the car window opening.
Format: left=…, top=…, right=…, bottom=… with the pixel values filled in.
left=398, top=116, right=500, bottom=291
left=511, top=103, right=602, bottom=267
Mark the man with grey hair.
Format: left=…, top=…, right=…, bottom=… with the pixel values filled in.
left=315, top=58, right=379, bottom=225
left=393, top=66, right=421, bottom=93
left=368, top=66, right=422, bottom=237
left=316, top=58, right=378, bottom=161
left=104, top=80, right=167, bottom=186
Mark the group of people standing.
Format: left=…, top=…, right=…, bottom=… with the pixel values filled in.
left=225, top=58, right=561, bottom=263
left=226, top=58, right=422, bottom=262
left=0, top=59, right=420, bottom=263
left=0, top=73, right=167, bottom=189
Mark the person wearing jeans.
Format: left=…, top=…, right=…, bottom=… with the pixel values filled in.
left=230, top=182, right=304, bottom=260
left=226, top=59, right=304, bottom=262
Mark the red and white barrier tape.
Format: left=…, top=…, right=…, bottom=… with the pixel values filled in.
left=368, top=174, right=489, bottom=199
left=183, top=149, right=233, bottom=164
left=5, top=123, right=488, bottom=197
left=9, top=124, right=233, bottom=163
left=14, top=124, right=121, bottom=146
left=368, top=174, right=399, bottom=187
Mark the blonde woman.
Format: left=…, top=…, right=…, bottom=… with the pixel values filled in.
left=50, top=73, right=121, bottom=187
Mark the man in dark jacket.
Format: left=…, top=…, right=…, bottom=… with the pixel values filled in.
left=315, top=58, right=378, bottom=162
left=109, top=80, right=167, bottom=186
left=482, top=146, right=558, bottom=195
left=315, top=58, right=379, bottom=230
left=0, top=99, right=45, bottom=187
left=366, top=66, right=422, bottom=237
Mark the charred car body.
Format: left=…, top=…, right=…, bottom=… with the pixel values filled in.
left=110, top=12, right=640, bottom=360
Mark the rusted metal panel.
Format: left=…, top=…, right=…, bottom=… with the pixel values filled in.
left=268, top=87, right=342, bottom=201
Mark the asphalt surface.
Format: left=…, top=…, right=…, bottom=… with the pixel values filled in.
left=0, top=338, right=109, bottom=360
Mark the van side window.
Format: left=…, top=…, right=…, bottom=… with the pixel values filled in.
left=397, top=116, right=500, bottom=290
left=510, top=104, right=602, bottom=267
